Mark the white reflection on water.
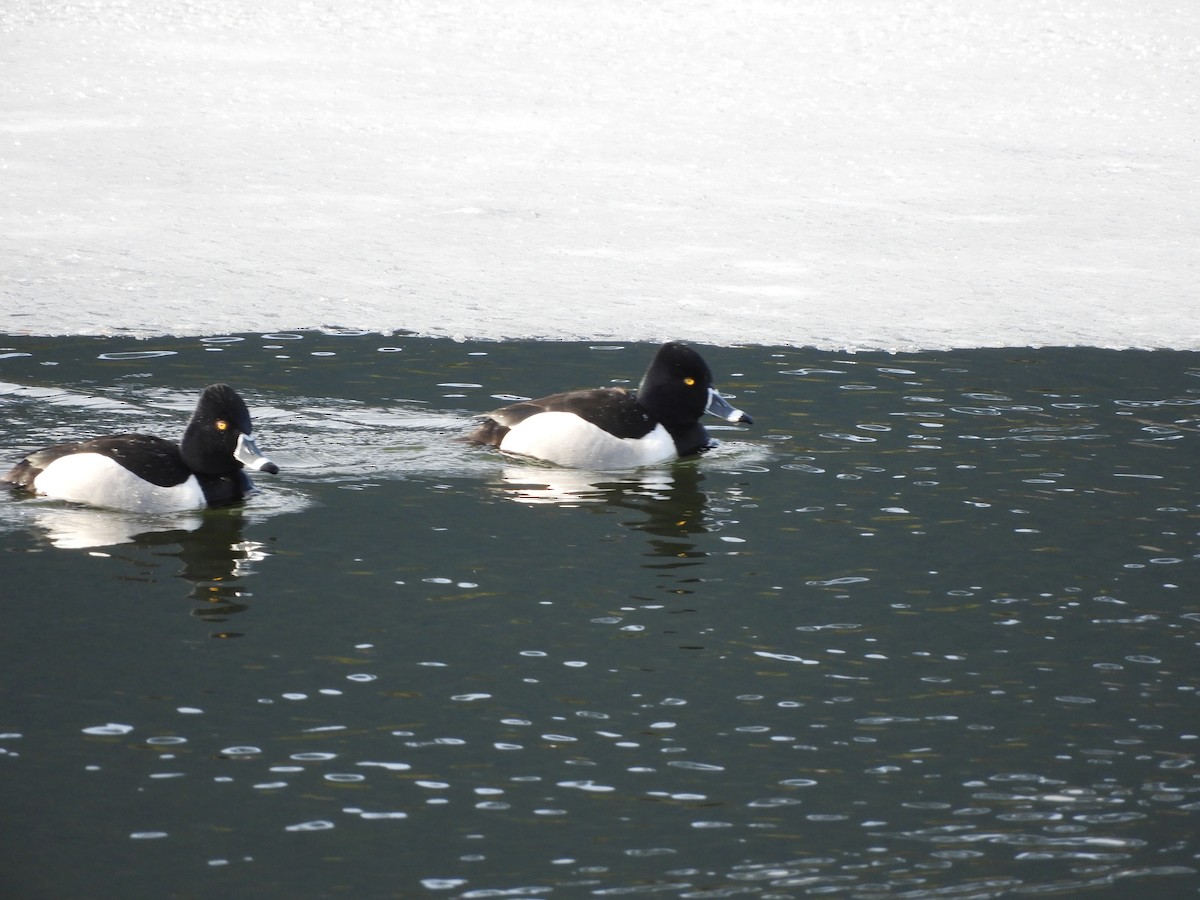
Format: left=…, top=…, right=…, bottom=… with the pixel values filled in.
left=495, top=465, right=678, bottom=506
left=15, top=504, right=206, bottom=550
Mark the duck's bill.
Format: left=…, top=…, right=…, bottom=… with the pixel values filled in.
left=705, top=389, right=753, bottom=425
left=235, top=433, right=280, bottom=475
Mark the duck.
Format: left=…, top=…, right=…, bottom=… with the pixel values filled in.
left=468, top=342, right=752, bottom=469
left=2, top=383, right=279, bottom=512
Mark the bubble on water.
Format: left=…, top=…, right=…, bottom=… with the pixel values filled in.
left=346, top=808, right=408, bottom=820
left=98, top=350, right=177, bottom=360
left=667, top=760, right=725, bottom=772
left=82, top=723, right=134, bottom=736
left=755, top=652, right=819, bottom=665
left=220, top=746, right=262, bottom=758
left=284, top=820, right=335, bottom=832
left=557, top=780, right=615, bottom=792
left=357, top=761, right=412, bottom=772
left=748, top=797, right=802, bottom=808
left=624, top=847, right=678, bottom=858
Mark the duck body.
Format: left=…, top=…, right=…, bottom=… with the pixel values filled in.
left=469, top=342, right=752, bottom=469
left=2, top=383, right=278, bottom=513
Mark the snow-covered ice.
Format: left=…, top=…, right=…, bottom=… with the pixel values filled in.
left=1, top=0, right=1197, bottom=350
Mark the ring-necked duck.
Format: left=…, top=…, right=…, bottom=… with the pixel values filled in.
left=2, top=383, right=278, bottom=512
left=468, top=342, right=752, bottom=468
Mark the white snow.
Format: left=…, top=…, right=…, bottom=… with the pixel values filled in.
left=1, top=0, right=1197, bottom=350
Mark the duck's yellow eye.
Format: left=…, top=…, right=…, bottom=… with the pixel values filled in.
left=683, top=377, right=696, bottom=386
left=215, top=419, right=228, bottom=431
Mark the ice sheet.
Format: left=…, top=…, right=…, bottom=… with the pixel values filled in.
left=2, top=0, right=1197, bottom=349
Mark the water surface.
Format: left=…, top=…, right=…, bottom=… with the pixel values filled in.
left=1, top=333, right=1198, bottom=898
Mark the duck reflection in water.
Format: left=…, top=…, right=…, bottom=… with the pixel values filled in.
left=15, top=503, right=270, bottom=630
left=493, top=463, right=711, bottom=566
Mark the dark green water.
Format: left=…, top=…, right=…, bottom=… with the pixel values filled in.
left=1, top=333, right=1197, bottom=899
